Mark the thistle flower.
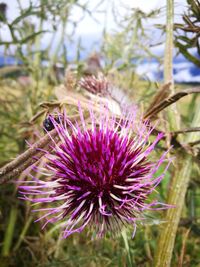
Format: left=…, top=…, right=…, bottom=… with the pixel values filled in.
left=79, top=75, right=131, bottom=115
left=78, top=75, right=126, bottom=116
left=79, top=75, right=109, bottom=95
left=19, top=105, right=171, bottom=238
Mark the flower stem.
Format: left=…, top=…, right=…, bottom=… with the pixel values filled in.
left=154, top=105, right=200, bottom=267
left=0, top=129, right=57, bottom=184
left=163, top=0, right=181, bottom=131
left=1, top=206, right=18, bottom=257
left=13, top=216, right=33, bottom=252
left=154, top=0, right=200, bottom=266
left=122, top=230, right=134, bottom=267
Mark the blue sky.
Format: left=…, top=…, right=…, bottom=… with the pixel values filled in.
left=3, top=0, right=187, bottom=37
left=0, top=0, right=188, bottom=57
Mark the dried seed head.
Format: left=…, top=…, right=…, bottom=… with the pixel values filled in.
left=79, top=75, right=110, bottom=96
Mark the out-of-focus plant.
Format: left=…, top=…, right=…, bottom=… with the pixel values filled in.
left=0, top=0, right=89, bottom=78
left=154, top=1, right=200, bottom=266
left=0, top=0, right=103, bottom=164
left=0, top=2, right=7, bottom=22
left=102, top=7, right=161, bottom=71
left=101, top=6, right=164, bottom=105
left=174, top=0, right=200, bottom=67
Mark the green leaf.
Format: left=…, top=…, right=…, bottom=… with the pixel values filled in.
left=10, top=7, right=39, bottom=26
left=0, top=30, right=47, bottom=46
left=175, top=42, right=200, bottom=67
left=20, top=30, right=48, bottom=44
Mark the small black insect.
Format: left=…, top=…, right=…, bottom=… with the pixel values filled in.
left=43, top=116, right=60, bottom=131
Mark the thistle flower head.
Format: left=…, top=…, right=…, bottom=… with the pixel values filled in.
left=19, top=105, right=171, bottom=238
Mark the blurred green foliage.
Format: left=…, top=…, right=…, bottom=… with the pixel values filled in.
left=174, top=0, right=200, bottom=67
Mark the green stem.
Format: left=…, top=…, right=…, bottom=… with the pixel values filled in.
left=1, top=206, right=18, bottom=257
left=45, top=9, right=68, bottom=84
left=13, top=216, right=33, bottom=252
left=54, top=232, right=63, bottom=258
left=31, top=0, right=44, bottom=107
left=164, top=0, right=181, bottom=131
left=164, top=0, right=174, bottom=88
left=154, top=105, right=200, bottom=267
left=121, top=230, right=134, bottom=267
left=154, top=1, right=200, bottom=266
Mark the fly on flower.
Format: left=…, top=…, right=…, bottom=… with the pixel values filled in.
left=18, top=104, right=172, bottom=238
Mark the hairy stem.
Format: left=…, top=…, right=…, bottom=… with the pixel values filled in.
left=0, top=129, right=57, bottom=184
left=154, top=0, right=183, bottom=265
left=154, top=6, right=200, bottom=265
left=164, top=0, right=181, bottom=132
left=154, top=103, right=200, bottom=267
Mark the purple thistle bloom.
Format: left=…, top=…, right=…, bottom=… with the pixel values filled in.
left=19, top=105, right=171, bottom=238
